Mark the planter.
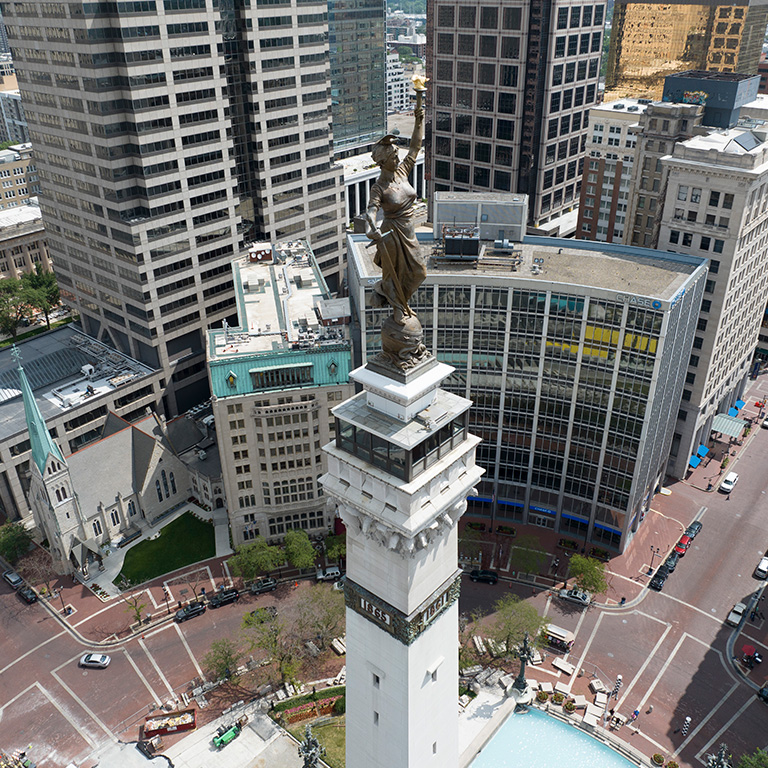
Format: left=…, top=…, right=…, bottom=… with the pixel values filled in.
left=496, top=525, right=516, bottom=536
left=552, top=692, right=565, bottom=705
left=651, top=755, right=664, bottom=766
left=466, top=522, right=486, bottom=532
left=536, top=690, right=549, bottom=703
left=558, top=538, right=578, bottom=551
left=563, top=700, right=575, bottom=713
left=589, top=547, right=610, bottom=562
left=666, top=762, right=679, bottom=768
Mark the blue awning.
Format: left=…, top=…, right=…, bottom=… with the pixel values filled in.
left=697, top=445, right=709, bottom=457
left=689, top=455, right=702, bottom=468
left=735, top=399, right=745, bottom=409
left=728, top=407, right=739, bottom=417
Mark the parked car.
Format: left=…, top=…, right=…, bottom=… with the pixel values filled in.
left=762, top=418, right=768, bottom=429
left=558, top=588, right=591, bottom=606
left=17, top=585, right=37, bottom=604
left=726, top=602, right=747, bottom=627
left=469, top=569, right=499, bottom=584
left=649, top=566, right=670, bottom=591
left=2, top=570, right=23, bottom=589
left=754, top=556, right=768, bottom=580
left=684, top=521, right=703, bottom=539
left=758, top=687, right=768, bottom=703
left=664, top=552, right=679, bottom=573
left=720, top=472, right=739, bottom=493
left=333, top=575, right=346, bottom=592
left=79, top=653, right=111, bottom=669
left=174, top=602, right=206, bottom=622
left=674, top=535, right=693, bottom=556
left=316, top=565, right=341, bottom=582
left=208, top=588, right=240, bottom=608
left=249, top=577, right=278, bottom=595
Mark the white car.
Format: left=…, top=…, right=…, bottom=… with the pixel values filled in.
left=726, top=602, right=747, bottom=627
left=762, top=418, right=768, bottom=429
left=719, top=472, right=739, bottom=493
left=558, top=588, right=591, bottom=606
left=2, top=570, right=23, bottom=589
left=79, top=653, right=111, bottom=669
left=754, top=556, right=768, bottom=580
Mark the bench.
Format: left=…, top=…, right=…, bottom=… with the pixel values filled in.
left=552, top=657, right=576, bottom=675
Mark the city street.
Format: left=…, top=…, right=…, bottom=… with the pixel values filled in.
left=1, top=388, right=768, bottom=767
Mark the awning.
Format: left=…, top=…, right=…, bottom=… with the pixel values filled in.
left=689, top=455, right=702, bottom=468
left=728, top=407, right=738, bottom=417
left=735, top=399, right=745, bottom=409
left=696, top=445, right=709, bottom=457
left=712, top=413, right=747, bottom=438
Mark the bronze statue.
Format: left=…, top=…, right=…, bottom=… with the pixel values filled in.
left=365, top=77, right=431, bottom=372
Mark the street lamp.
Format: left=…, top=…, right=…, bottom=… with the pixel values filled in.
left=647, top=546, right=660, bottom=576
left=57, top=587, right=67, bottom=615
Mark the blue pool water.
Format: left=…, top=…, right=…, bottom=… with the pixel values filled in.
left=471, top=707, right=637, bottom=768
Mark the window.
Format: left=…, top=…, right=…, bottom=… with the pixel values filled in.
left=682, top=233, right=692, bottom=247
left=677, top=185, right=688, bottom=201
left=93, top=519, right=103, bottom=536
left=709, top=191, right=720, bottom=206
left=110, top=510, right=120, bottom=526
left=373, top=673, right=380, bottom=688
left=723, top=193, right=734, bottom=209
left=690, top=188, right=702, bottom=203
left=156, top=480, right=163, bottom=502
left=713, top=239, right=724, bottom=253
left=669, top=230, right=680, bottom=244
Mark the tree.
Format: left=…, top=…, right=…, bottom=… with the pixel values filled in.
left=737, top=749, right=768, bottom=768
left=229, top=537, right=285, bottom=582
left=509, top=534, right=546, bottom=577
left=295, top=583, right=345, bottom=649
left=122, top=593, right=147, bottom=625
left=0, top=521, right=33, bottom=564
left=568, top=554, right=608, bottom=595
left=243, top=610, right=300, bottom=684
left=458, top=608, right=486, bottom=670
left=490, top=593, right=548, bottom=658
left=203, top=638, right=244, bottom=682
left=17, top=546, right=58, bottom=595
left=284, top=529, right=316, bottom=570
left=0, top=278, right=31, bottom=340
left=324, top=533, right=346, bottom=563
left=21, top=265, right=59, bottom=330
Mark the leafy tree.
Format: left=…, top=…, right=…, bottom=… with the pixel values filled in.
left=490, top=593, right=548, bottom=658
left=295, top=583, right=345, bottom=649
left=229, top=536, right=285, bottom=582
left=509, top=534, right=546, bottom=577
left=243, top=610, right=300, bottom=684
left=324, top=533, right=346, bottom=563
left=21, top=265, right=60, bottom=330
left=737, top=748, right=768, bottom=768
left=568, top=554, right=608, bottom=595
left=458, top=608, right=486, bottom=670
left=284, top=529, right=316, bottom=570
left=459, top=526, right=484, bottom=562
left=0, top=278, right=32, bottom=340
left=122, top=593, right=147, bottom=625
left=0, top=521, right=33, bottom=564
left=203, top=638, right=244, bottom=682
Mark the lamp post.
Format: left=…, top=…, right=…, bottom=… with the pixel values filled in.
left=647, top=546, right=660, bottom=576
left=57, top=587, right=67, bottom=615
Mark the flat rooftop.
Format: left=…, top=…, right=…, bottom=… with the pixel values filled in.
left=593, top=98, right=648, bottom=115
left=0, top=325, right=157, bottom=441
left=349, top=235, right=705, bottom=305
left=209, top=240, right=350, bottom=362
left=670, top=70, right=758, bottom=83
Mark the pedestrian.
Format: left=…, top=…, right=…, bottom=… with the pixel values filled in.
left=177, top=600, right=182, bottom=610
left=727, top=494, right=731, bottom=501
left=647, top=705, right=654, bottom=714
left=620, top=596, right=626, bottom=606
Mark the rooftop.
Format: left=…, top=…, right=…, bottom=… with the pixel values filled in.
left=208, top=240, right=350, bottom=362
left=593, top=98, right=649, bottom=115
left=669, top=70, right=758, bottom=83
left=0, top=325, right=157, bottom=442
left=349, top=234, right=705, bottom=307
left=0, top=202, right=42, bottom=233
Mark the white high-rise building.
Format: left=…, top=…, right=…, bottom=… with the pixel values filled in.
left=387, top=50, right=410, bottom=113
left=2, top=2, right=346, bottom=414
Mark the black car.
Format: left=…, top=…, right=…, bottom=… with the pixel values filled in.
left=174, top=601, right=206, bottom=622
left=469, top=569, right=499, bottom=584
left=664, top=552, right=679, bottom=573
left=250, top=577, right=278, bottom=595
left=17, top=585, right=37, bottom=604
left=649, top=566, right=670, bottom=591
left=208, top=588, right=240, bottom=608
left=685, top=521, right=703, bottom=539
left=758, top=687, right=768, bottom=704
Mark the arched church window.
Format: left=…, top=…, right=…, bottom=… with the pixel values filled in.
left=156, top=480, right=163, bottom=503
left=128, top=500, right=136, bottom=517
left=162, top=469, right=169, bottom=498
left=170, top=472, right=176, bottom=495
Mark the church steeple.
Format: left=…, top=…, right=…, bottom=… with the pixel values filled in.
left=14, top=345, right=64, bottom=474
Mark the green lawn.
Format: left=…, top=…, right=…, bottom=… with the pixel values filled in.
left=115, top=511, right=215, bottom=586
left=289, top=716, right=345, bottom=768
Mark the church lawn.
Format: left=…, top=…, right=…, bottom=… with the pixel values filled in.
left=288, top=715, right=345, bottom=768
left=114, top=512, right=216, bottom=586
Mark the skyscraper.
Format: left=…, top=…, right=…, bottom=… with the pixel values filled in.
left=605, top=0, right=768, bottom=101
left=426, top=0, right=606, bottom=231
left=2, top=1, right=346, bottom=414
left=328, top=0, right=387, bottom=156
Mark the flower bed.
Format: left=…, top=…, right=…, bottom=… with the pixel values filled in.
left=558, top=538, right=578, bottom=551
left=589, top=546, right=610, bottom=561
left=496, top=525, right=516, bottom=536
left=282, top=696, right=343, bottom=725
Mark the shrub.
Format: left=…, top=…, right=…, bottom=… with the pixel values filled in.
left=333, top=697, right=346, bottom=715
left=536, top=690, right=549, bottom=702
left=563, top=700, right=575, bottom=712
left=651, top=754, right=664, bottom=766
left=552, top=692, right=565, bottom=704
left=666, top=762, right=679, bottom=768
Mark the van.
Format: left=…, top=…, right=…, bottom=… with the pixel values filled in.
left=720, top=472, right=738, bottom=493
left=755, top=556, right=768, bottom=580
left=540, top=624, right=575, bottom=651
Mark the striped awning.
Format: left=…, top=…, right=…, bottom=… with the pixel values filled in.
left=712, top=413, right=747, bottom=438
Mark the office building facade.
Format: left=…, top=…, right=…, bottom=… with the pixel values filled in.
left=0, top=89, right=28, bottom=144
left=1, top=1, right=346, bottom=415
left=0, top=202, right=51, bottom=279
left=426, top=0, right=605, bottom=231
left=207, top=240, right=353, bottom=547
left=347, top=231, right=706, bottom=553
left=605, top=0, right=768, bottom=101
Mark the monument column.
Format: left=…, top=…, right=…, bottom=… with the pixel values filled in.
left=321, top=79, right=483, bottom=768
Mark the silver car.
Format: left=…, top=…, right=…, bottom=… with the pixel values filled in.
left=79, top=653, right=111, bottom=669
left=558, top=588, right=591, bottom=606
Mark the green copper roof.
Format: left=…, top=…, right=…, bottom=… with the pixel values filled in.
left=14, top=346, right=64, bottom=474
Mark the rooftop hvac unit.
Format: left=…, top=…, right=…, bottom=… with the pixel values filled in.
left=196, top=449, right=207, bottom=461
left=81, top=364, right=95, bottom=378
